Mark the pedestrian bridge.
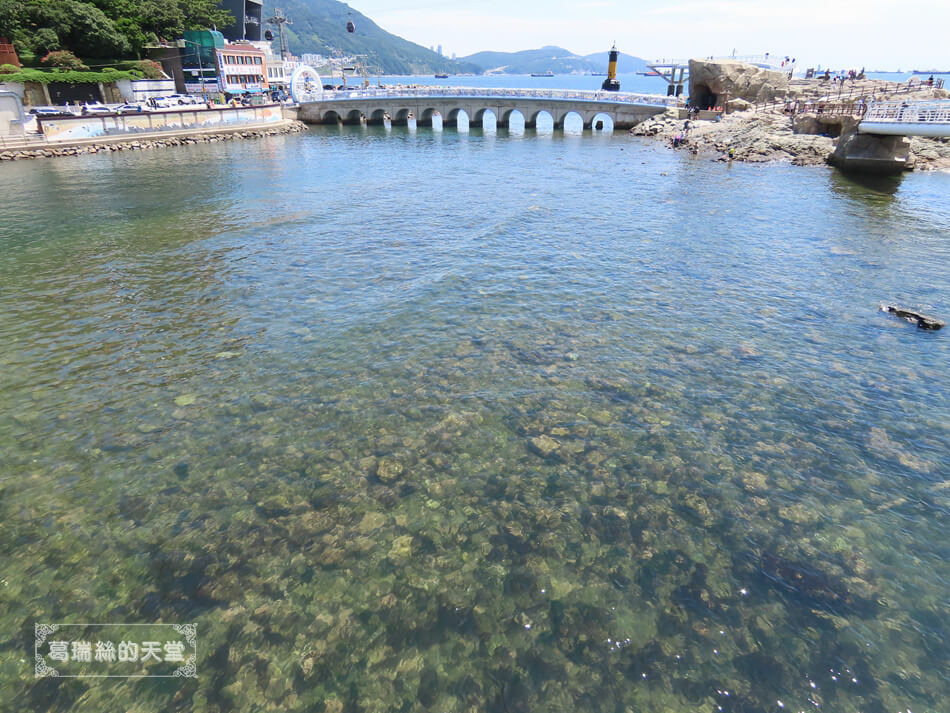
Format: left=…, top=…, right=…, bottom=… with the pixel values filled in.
left=859, top=100, right=950, bottom=138
left=297, top=86, right=678, bottom=131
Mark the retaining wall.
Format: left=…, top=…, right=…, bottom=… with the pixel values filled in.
left=37, top=104, right=283, bottom=143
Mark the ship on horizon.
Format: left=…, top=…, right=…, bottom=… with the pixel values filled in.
left=531, top=70, right=555, bottom=77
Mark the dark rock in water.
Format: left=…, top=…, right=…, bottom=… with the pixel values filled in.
left=753, top=551, right=877, bottom=616
left=882, top=304, right=944, bottom=330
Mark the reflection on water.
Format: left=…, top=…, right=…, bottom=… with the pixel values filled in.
left=830, top=168, right=903, bottom=197
left=1, top=126, right=948, bottom=713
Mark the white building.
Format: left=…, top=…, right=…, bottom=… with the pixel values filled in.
left=301, top=53, right=326, bottom=67
left=249, top=41, right=288, bottom=89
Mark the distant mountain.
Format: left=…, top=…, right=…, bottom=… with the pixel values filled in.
left=273, top=0, right=478, bottom=74
left=459, top=46, right=650, bottom=75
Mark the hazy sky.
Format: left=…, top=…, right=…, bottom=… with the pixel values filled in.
left=347, top=0, right=946, bottom=70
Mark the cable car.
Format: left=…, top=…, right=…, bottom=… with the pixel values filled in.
left=264, top=29, right=274, bottom=41
left=346, top=20, right=355, bottom=33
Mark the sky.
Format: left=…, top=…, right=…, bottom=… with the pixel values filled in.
left=346, top=0, right=947, bottom=70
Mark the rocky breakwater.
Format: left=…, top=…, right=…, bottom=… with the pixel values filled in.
left=632, top=111, right=835, bottom=166
left=633, top=110, right=950, bottom=173
left=0, top=121, right=309, bottom=161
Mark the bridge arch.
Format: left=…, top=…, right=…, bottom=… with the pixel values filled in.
left=420, top=107, right=440, bottom=126
left=499, top=108, right=526, bottom=131
left=344, top=109, right=363, bottom=125
left=445, top=108, right=469, bottom=130
left=321, top=110, right=342, bottom=125
left=555, top=110, right=585, bottom=132
left=368, top=108, right=388, bottom=125
left=471, top=108, right=496, bottom=129
left=590, top=112, right=615, bottom=132
left=393, top=108, right=413, bottom=125
left=525, top=109, right=554, bottom=130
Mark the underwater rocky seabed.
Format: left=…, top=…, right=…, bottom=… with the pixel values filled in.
left=0, top=127, right=948, bottom=713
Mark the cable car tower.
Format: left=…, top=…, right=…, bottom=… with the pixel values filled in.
left=266, top=8, right=292, bottom=60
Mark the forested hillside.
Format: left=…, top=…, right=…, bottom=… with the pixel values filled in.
left=0, top=0, right=231, bottom=58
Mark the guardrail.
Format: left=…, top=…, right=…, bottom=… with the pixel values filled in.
left=310, top=86, right=680, bottom=107
left=862, top=100, right=950, bottom=124
left=754, top=99, right=869, bottom=117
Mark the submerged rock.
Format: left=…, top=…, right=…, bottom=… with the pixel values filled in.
left=881, top=304, right=944, bottom=330
left=528, top=434, right=560, bottom=457
left=377, top=458, right=404, bottom=483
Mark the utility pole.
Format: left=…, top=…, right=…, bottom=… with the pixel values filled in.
left=267, top=9, right=292, bottom=60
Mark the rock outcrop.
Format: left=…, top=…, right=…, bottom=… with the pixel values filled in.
left=688, top=59, right=790, bottom=109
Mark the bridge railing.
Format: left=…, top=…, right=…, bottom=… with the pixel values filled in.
left=315, top=86, right=679, bottom=107
left=862, top=100, right=950, bottom=124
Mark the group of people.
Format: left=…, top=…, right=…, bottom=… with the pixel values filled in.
left=672, top=119, right=692, bottom=148
left=822, top=67, right=866, bottom=83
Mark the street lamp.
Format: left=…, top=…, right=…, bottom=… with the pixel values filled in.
left=178, top=37, right=214, bottom=99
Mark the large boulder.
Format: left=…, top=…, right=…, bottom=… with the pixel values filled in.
left=689, top=59, right=790, bottom=109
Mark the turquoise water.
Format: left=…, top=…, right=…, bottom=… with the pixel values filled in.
left=1, top=126, right=948, bottom=713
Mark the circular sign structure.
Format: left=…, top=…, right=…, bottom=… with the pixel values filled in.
left=290, top=65, right=324, bottom=103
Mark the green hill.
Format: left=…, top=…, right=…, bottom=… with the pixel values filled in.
left=459, top=46, right=649, bottom=75
left=272, top=0, right=477, bottom=75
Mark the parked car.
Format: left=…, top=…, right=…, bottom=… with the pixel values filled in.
left=29, top=107, right=76, bottom=118
left=150, top=94, right=199, bottom=108
left=115, top=103, right=145, bottom=114
left=81, top=103, right=112, bottom=115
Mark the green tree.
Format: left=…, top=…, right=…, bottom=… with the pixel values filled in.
left=179, top=0, right=231, bottom=31
left=0, top=0, right=232, bottom=59
left=0, top=0, right=25, bottom=51
left=30, top=27, right=59, bottom=53
left=23, top=0, right=130, bottom=56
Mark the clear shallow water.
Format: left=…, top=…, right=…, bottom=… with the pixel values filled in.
left=1, top=126, right=949, bottom=713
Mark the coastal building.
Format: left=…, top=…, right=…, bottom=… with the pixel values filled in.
left=301, top=53, right=326, bottom=67
left=217, top=0, right=264, bottom=42
left=218, top=42, right=270, bottom=94
left=250, top=41, right=288, bottom=91
left=181, top=30, right=226, bottom=95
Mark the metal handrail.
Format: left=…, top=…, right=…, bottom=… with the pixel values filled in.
left=314, top=86, right=679, bottom=107
left=862, top=100, right=950, bottom=124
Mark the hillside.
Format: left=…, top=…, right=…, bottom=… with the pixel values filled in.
left=274, top=0, right=477, bottom=75
left=460, top=46, right=650, bottom=75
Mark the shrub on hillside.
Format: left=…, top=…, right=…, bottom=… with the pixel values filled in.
left=131, top=60, right=165, bottom=80
left=42, top=50, right=89, bottom=71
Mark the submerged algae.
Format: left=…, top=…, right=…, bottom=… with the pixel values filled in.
left=1, top=127, right=948, bottom=713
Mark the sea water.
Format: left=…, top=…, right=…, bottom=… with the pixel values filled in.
left=1, top=125, right=948, bottom=712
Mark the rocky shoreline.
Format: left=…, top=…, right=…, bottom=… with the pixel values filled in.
left=631, top=110, right=950, bottom=171
left=0, top=121, right=309, bottom=161
left=633, top=63, right=950, bottom=172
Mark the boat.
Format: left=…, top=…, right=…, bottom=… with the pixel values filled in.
left=531, top=71, right=554, bottom=77
left=637, top=70, right=660, bottom=76
left=434, top=74, right=450, bottom=79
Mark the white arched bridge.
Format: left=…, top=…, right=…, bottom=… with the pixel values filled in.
left=297, top=87, right=679, bottom=131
